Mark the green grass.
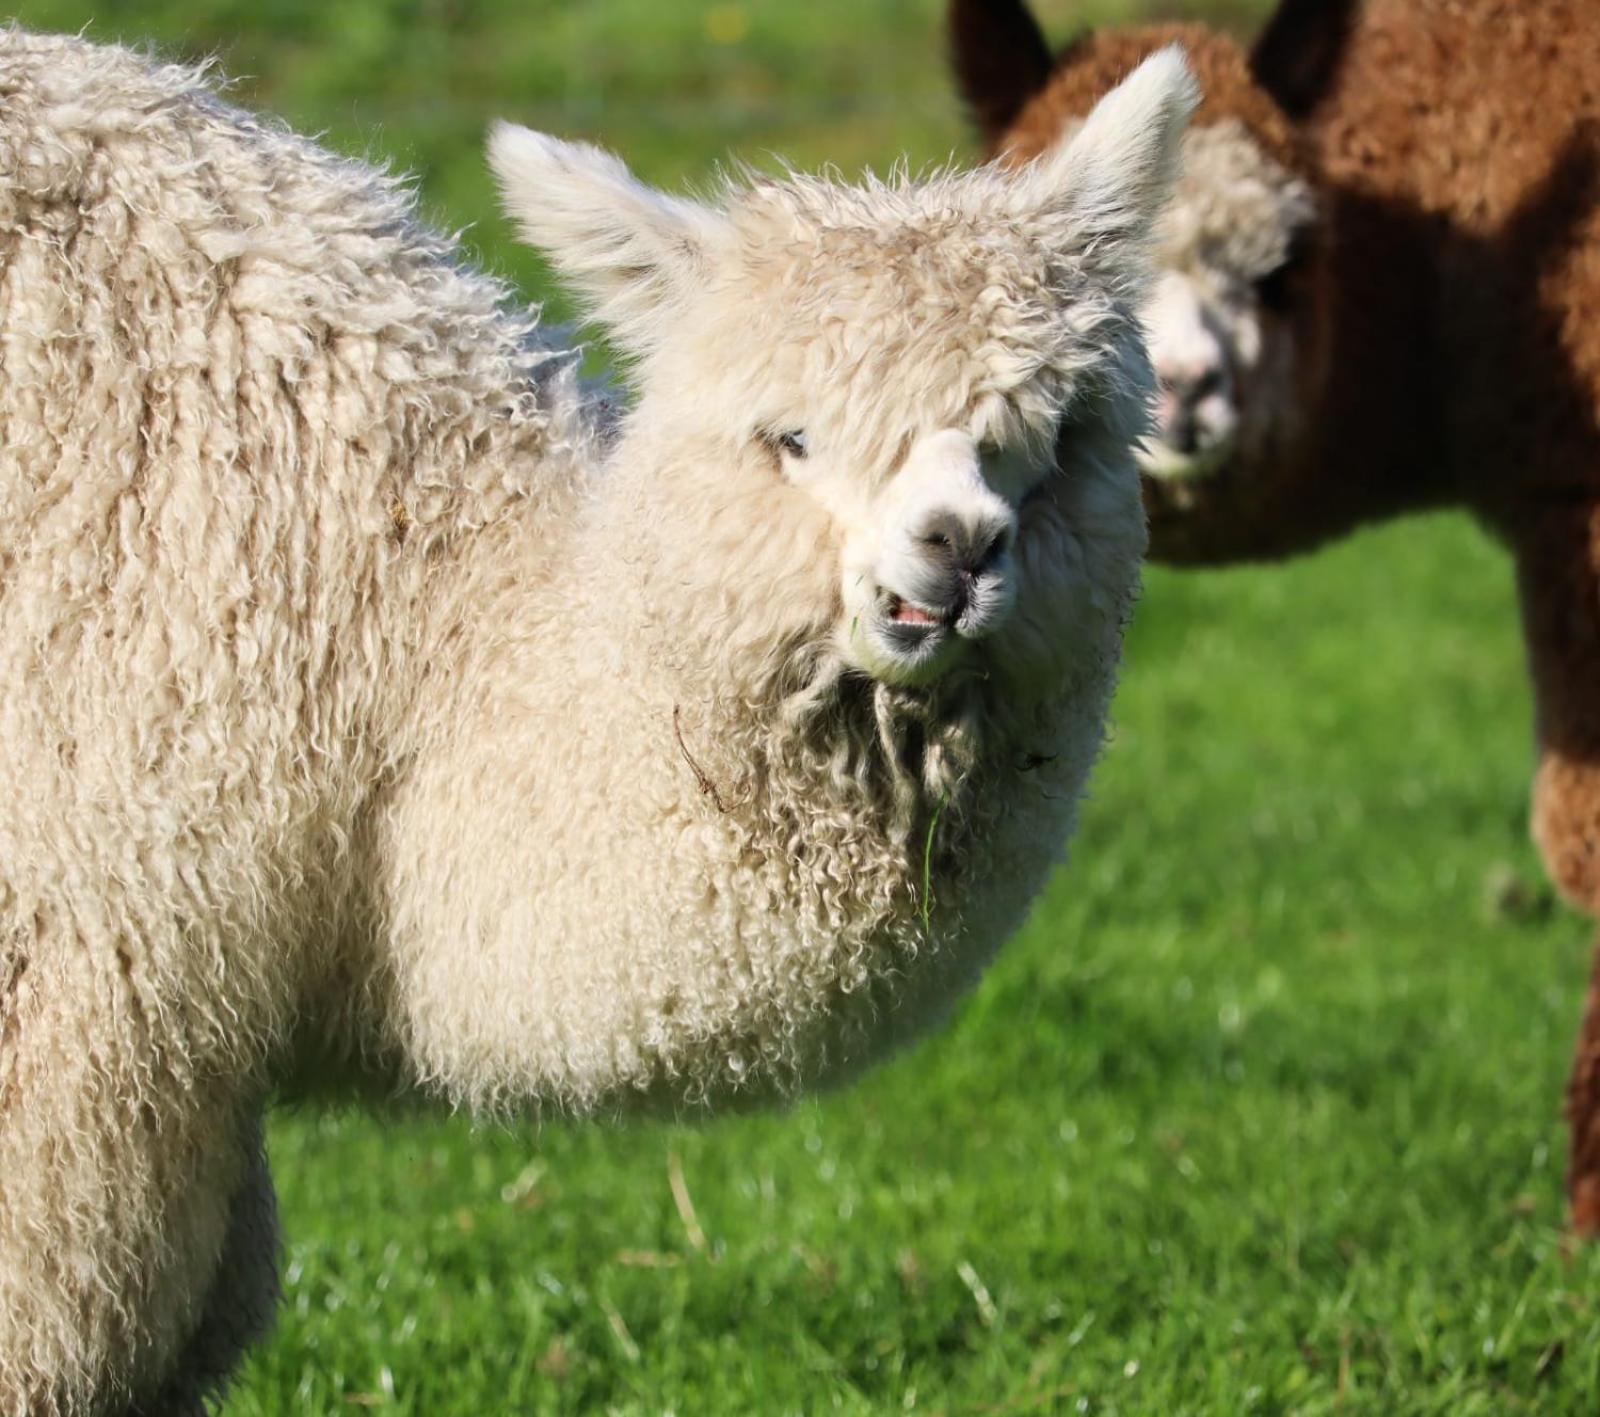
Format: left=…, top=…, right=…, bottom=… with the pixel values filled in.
left=225, top=516, right=1600, bottom=1416
left=16, top=1, right=1600, bottom=1411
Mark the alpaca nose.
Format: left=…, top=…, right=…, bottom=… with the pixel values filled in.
left=878, top=429, right=1021, bottom=641
left=1144, top=271, right=1235, bottom=458
left=912, top=506, right=1014, bottom=577
left=1158, top=364, right=1227, bottom=455
left=905, top=502, right=1017, bottom=636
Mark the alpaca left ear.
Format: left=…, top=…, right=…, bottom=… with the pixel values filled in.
left=489, top=124, right=724, bottom=355
left=1016, top=45, right=1198, bottom=255
left=1249, top=0, right=1358, bottom=120
left=948, top=0, right=1056, bottom=149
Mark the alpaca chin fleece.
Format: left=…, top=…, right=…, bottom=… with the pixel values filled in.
left=0, top=27, right=1194, bottom=1413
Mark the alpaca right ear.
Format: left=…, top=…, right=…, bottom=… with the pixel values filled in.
left=947, top=0, right=1055, bottom=150
left=488, top=124, right=723, bottom=355
left=1015, top=46, right=1198, bottom=254
left=1248, top=0, right=1358, bottom=120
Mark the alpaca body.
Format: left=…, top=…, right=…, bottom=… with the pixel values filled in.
left=1285, top=0, right=1600, bottom=526
left=0, top=26, right=1193, bottom=1410
left=950, top=0, right=1600, bottom=1223
left=0, top=28, right=604, bottom=1410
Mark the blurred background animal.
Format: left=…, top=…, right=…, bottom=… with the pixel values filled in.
left=949, top=0, right=1600, bottom=1226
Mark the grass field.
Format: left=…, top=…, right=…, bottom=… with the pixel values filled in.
left=14, top=0, right=1600, bottom=1411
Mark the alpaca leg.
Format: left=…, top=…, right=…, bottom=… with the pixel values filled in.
left=1566, top=931, right=1600, bottom=1236
left=0, top=922, right=261, bottom=1415
left=1518, top=506, right=1600, bottom=913
left=127, top=1114, right=281, bottom=1416
left=1514, top=505, right=1600, bottom=1228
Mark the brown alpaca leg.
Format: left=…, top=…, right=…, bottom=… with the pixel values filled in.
left=1567, top=933, right=1600, bottom=1236
left=1515, top=506, right=1600, bottom=1230
left=1518, top=506, right=1600, bottom=912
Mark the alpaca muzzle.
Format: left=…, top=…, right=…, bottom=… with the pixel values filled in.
left=1140, top=270, right=1242, bottom=481
left=839, top=429, right=1028, bottom=683
left=885, top=508, right=1016, bottom=642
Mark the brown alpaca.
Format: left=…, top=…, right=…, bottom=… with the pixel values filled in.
left=950, top=0, right=1600, bottom=1229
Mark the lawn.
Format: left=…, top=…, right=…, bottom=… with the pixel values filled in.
left=14, top=0, right=1600, bottom=1411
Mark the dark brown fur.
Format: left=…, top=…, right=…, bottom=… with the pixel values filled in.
left=948, top=0, right=1054, bottom=147
left=952, top=0, right=1600, bottom=1229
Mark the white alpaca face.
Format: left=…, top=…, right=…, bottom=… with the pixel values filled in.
left=766, top=423, right=1033, bottom=685
left=832, top=429, right=1024, bottom=683
left=489, top=49, right=1198, bottom=686
left=1135, top=121, right=1316, bottom=482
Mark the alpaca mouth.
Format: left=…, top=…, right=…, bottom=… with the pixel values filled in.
left=871, top=594, right=957, bottom=676
left=1136, top=433, right=1232, bottom=484
left=883, top=579, right=1006, bottom=647
left=886, top=594, right=945, bottom=629
left=852, top=562, right=1012, bottom=685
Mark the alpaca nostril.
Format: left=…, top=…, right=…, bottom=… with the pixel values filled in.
left=1160, top=363, right=1225, bottom=413
left=1168, top=409, right=1201, bottom=455
left=971, top=525, right=1011, bottom=574
left=914, top=511, right=963, bottom=557
left=911, top=510, right=1015, bottom=583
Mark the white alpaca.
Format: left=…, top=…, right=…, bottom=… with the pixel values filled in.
left=0, top=27, right=1195, bottom=1414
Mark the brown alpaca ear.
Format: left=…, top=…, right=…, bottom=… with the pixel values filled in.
left=947, top=0, right=1054, bottom=149
left=1248, top=0, right=1360, bottom=120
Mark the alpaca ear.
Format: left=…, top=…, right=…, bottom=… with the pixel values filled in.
left=1248, top=0, right=1358, bottom=120
left=947, top=0, right=1055, bottom=150
left=488, top=124, right=722, bottom=354
left=1014, top=45, right=1198, bottom=254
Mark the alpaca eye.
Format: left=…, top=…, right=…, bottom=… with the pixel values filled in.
left=775, top=430, right=808, bottom=459
left=1255, top=230, right=1312, bottom=315
left=1254, top=261, right=1297, bottom=315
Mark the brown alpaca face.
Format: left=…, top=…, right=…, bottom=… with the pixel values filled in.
left=1001, top=112, right=1325, bottom=491
left=1137, top=119, right=1320, bottom=486
left=948, top=2, right=1360, bottom=528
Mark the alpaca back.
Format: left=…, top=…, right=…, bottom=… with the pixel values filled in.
left=1306, top=0, right=1600, bottom=232
left=0, top=34, right=616, bottom=1407
left=0, top=28, right=594, bottom=1057
left=1304, top=0, right=1600, bottom=504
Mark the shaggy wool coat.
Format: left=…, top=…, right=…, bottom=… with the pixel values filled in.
left=0, top=24, right=1194, bottom=1412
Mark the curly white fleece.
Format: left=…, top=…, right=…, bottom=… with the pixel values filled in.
left=0, top=27, right=1191, bottom=1414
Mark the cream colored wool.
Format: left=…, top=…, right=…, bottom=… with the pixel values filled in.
left=0, top=27, right=1193, bottom=1414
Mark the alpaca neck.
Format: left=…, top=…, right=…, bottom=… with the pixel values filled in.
left=1303, top=183, right=1453, bottom=516
left=363, top=457, right=1008, bottom=1112
left=355, top=372, right=1128, bottom=1114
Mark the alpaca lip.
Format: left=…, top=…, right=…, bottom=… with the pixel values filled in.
left=886, top=594, right=943, bottom=628
left=1137, top=433, right=1231, bottom=484
left=876, top=594, right=953, bottom=660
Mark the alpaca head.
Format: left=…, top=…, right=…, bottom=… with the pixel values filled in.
left=951, top=3, right=1353, bottom=489
left=1138, top=114, right=1317, bottom=482
left=490, top=48, right=1196, bottom=693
